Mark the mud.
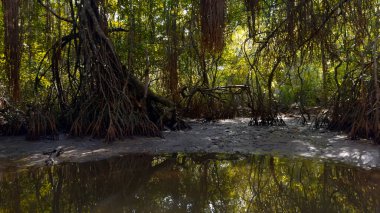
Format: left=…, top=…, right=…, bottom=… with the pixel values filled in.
left=0, top=117, right=379, bottom=170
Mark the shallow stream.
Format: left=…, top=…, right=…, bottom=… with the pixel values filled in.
left=0, top=154, right=379, bottom=212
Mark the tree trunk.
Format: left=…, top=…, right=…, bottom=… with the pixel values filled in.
left=321, top=40, right=328, bottom=107
left=70, top=0, right=161, bottom=142
left=200, top=0, right=226, bottom=53
left=166, top=1, right=180, bottom=103
left=127, top=0, right=135, bottom=71
left=2, top=0, right=22, bottom=102
left=372, top=12, right=380, bottom=143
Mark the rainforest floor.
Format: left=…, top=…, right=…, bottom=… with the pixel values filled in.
left=0, top=117, right=379, bottom=170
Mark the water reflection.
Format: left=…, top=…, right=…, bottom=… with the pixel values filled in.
left=0, top=154, right=379, bottom=212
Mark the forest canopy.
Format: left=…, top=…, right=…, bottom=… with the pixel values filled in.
left=0, top=0, right=379, bottom=144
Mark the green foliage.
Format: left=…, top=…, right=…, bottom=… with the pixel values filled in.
left=0, top=0, right=379, bottom=141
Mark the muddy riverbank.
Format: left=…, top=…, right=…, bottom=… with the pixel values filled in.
left=0, top=117, right=379, bottom=170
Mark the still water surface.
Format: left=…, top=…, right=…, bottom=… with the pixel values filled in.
left=0, top=154, right=379, bottom=212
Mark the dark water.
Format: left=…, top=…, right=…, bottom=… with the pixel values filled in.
left=0, top=154, right=379, bottom=213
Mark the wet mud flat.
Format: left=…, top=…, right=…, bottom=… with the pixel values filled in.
left=0, top=117, right=379, bottom=169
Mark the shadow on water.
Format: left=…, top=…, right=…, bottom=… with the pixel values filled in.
left=0, top=154, right=379, bottom=212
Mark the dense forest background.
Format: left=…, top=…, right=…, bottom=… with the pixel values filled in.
left=0, top=0, right=379, bottom=143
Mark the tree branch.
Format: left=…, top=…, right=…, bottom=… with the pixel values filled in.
left=37, top=0, right=73, bottom=23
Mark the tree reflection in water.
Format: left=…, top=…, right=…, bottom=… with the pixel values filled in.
left=0, top=154, right=379, bottom=212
